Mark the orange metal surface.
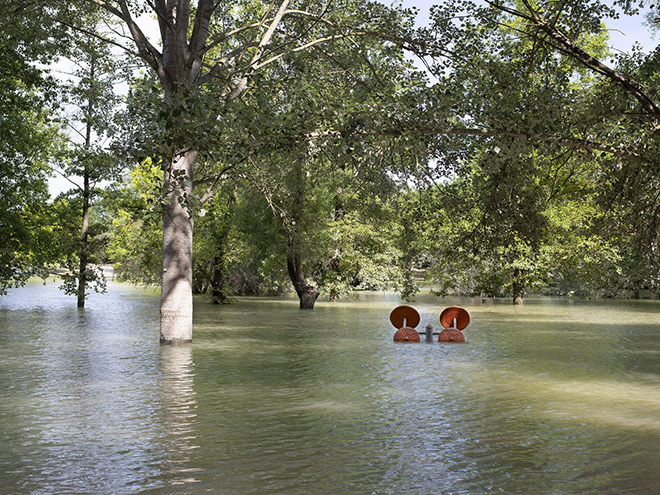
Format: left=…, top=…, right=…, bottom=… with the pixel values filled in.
left=438, top=328, right=466, bottom=342
left=439, top=306, right=470, bottom=330
left=389, top=305, right=421, bottom=329
left=393, top=327, right=421, bottom=342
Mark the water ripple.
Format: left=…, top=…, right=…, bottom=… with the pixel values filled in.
left=2, top=285, right=660, bottom=493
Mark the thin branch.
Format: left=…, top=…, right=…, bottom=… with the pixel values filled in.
left=113, top=0, right=163, bottom=75
left=195, top=164, right=238, bottom=203
left=228, top=0, right=292, bottom=101
left=202, top=21, right=265, bottom=56
left=64, top=122, right=88, bottom=142
left=56, top=19, right=137, bottom=57
left=47, top=166, right=83, bottom=193
left=252, top=32, right=367, bottom=70
left=259, top=3, right=334, bottom=62
left=313, top=45, right=376, bottom=92
left=197, top=42, right=259, bottom=85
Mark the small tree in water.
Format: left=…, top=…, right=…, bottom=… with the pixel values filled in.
left=55, top=14, right=125, bottom=307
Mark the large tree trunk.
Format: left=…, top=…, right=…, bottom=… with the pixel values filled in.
left=160, top=150, right=196, bottom=343
left=92, top=0, right=296, bottom=342
left=287, top=254, right=320, bottom=309
left=513, top=268, right=525, bottom=305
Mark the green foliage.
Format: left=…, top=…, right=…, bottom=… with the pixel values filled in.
left=0, top=32, right=62, bottom=292
left=105, top=159, right=164, bottom=285
left=49, top=196, right=108, bottom=297
left=49, top=14, right=129, bottom=304
left=6, top=0, right=660, bottom=308
left=314, top=203, right=408, bottom=300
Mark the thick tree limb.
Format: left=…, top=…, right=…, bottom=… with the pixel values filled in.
left=188, top=0, right=214, bottom=81
left=227, top=0, right=292, bottom=101
left=487, top=0, right=660, bottom=120
left=88, top=0, right=164, bottom=76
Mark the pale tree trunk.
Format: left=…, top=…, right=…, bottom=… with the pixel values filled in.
left=160, top=150, right=196, bottom=343
left=89, top=0, right=295, bottom=341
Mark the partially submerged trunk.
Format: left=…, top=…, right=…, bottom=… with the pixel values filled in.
left=210, top=191, right=236, bottom=305
left=160, top=150, right=196, bottom=343
left=287, top=254, right=320, bottom=309
left=108, top=0, right=295, bottom=342
left=210, top=260, right=227, bottom=304
left=279, top=159, right=320, bottom=309
left=327, top=185, right=344, bottom=302
left=513, top=268, right=525, bottom=305
left=77, top=67, right=94, bottom=308
left=77, top=171, right=90, bottom=308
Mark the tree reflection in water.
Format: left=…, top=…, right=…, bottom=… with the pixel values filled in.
left=159, top=345, right=200, bottom=486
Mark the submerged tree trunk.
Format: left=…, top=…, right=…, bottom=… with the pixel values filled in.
left=210, top=259, right=227, bottom=304
left=210, top=191, right=236, bottom=304
left=77, top=62, right=95, bottom=308
left=327, top=185, right=344, bottom=302
left=81, top=0, right=296, bottom=341
left=77, top=171, right=90, bottom=308
left=513, top=268, right=525, bottom=305
left=279, top=159, right=320, bottom=309
left=160, top=150, right=196, bottom=343
left=287, top=254, right=320, bottom=309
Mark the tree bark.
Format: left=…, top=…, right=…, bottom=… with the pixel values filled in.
left=77, top=171, right=90, bottom=308
left=513, top=268, right=525, bottom=305
left=287, top=254, right=320, bottom=309
left=77, top=55, right=95, bottom=309
left=328, top=185, right=344, bottom=302
left=209, top=191, right=236, bottom=304
left=210, top=264, right=226, bottom=304
left=92, top=0, right=326, bottom=339
left=160, top=150, right=196, bottom=343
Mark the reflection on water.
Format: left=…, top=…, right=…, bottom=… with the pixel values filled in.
left=1, top=282, right=660, bottom=494
left=0, top=279, right=161, bottom=493
left=157, top=345, right=200, bottom=486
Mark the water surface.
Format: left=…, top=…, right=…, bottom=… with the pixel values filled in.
left=1, top=279, right=659, bottom=494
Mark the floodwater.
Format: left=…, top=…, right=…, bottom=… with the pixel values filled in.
left=1, top=279, right=660, bottom=494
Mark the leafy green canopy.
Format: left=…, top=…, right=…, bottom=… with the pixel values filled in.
left=0, top=36, right=61, bottom=292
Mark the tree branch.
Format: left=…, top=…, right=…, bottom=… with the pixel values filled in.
left=188, top=0, right=214, bottom=82
left=252, top=32, right=368, bottom=70
left=487, top=0, right=660, bottom=120
left=84, top=0, right=164, bottom=77
left=227, top=0, right=292, bottom=101
left=195, top=164, right=237, bottom=203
